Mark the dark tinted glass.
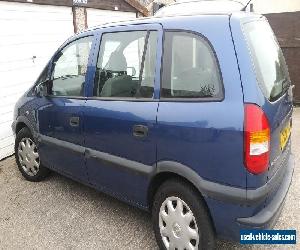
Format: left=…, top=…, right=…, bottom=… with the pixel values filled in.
left=162, top=31, right=223, bottom=99
left=243, top=20, right=290, bottom=101
left=93, top=31, right=158, bottom=98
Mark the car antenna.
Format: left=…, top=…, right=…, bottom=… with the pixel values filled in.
left=241, top=0, right=252, bottom=11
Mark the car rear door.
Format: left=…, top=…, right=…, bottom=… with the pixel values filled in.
left=83, top=24, right=163, bottom=206
left=231, top=16, right=293, bottom=190
left=243, top=19, right=293, bottom=180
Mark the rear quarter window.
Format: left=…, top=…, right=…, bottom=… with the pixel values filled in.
left=161, top=31, right=223, bottom=100
left=243, top=20, right=290, bottom=102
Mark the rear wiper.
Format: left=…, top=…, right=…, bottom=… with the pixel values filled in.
left=282, top=78, right=291, bottom=92
left=269, top=78, right=289, bottom=101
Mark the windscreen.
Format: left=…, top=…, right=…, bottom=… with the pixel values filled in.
left=243, top=20, right=290, bottom=102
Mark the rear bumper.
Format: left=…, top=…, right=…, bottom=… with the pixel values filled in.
left=237, top=153, right=294, bottom=228
left=205, top=153, right=294, bottom=241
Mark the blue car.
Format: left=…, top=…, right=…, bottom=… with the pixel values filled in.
left=12, top=3, right=294, bottom=249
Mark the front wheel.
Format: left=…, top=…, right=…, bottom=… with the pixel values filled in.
left=152, top=179, right=215, bottom=250
left=15, top=127, right=50, bottom=182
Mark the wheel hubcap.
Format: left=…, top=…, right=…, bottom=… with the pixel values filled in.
left=18, top=138, right=40, bottom=176
left=172, top=222, right=182, bottom=238
left=159, top=196, right=199, bottom=250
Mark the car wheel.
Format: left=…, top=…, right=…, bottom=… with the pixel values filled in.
left=152, top=179, right=215, bottom=250
left=15, top=127, right=50, bottom=182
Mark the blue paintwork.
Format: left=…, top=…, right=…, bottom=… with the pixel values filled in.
left=12, top=12, right=293, bottom=242
left=37, top=97, right=87, bottom=182
left=84, top=100, right=158, bottom=204
left=230, top=13, right=293, bottom=189
left=156, top=15, right=246, bottom=188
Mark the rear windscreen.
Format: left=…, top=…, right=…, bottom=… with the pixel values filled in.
left=243, top=20, right=290, bottom=102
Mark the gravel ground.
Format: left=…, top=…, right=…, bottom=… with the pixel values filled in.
left=0, top=109, right=299, bottom=250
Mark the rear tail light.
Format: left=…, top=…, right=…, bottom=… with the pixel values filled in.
left=244, top=104, right=270, bottom=174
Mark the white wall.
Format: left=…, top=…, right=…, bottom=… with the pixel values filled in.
left=251, top=0, right=300, bottom=14
left=0, top=2, right=74, bottom=160
left=87, top=9, right=136, bottom=27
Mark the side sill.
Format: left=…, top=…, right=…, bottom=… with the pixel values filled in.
left=38, top=134, right=293, bottom=206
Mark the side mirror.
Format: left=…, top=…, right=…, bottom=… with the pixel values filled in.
left=35, top=80, right=50, bottom=97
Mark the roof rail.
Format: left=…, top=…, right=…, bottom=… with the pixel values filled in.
left=174, top=0, right=252, bottom=12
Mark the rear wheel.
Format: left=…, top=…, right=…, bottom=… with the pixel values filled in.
left=152, top=179, right=215, bottom=250
left=15, top=127, right=50, bottom=182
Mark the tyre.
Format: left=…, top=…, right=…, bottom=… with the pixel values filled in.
left=14, top=127, right=50, bottom=182
left=152, top=179, right=215, bottom=250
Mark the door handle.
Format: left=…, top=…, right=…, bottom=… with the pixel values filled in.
left=70, top=116, right=80, bottom=127
left=133, top=125, right=148, bottom=138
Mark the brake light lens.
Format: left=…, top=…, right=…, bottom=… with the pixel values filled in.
left=244, top=104, right=270, bottom=174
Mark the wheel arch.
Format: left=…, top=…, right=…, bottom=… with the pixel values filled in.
left=15, top=122, right=28, bottom=135
left=148, top=161, right=210, bottom=210
left=14, top=116, right=36, bottom=138
left=148, top=161, right=217, bottom=234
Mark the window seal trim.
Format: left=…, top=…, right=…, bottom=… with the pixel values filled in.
left=46, top=95, right=87, bottom=100
left=85, top=96, right=157, bottom=102
left=46, top=95, right=158, bottom=102
left=138, top=31, right=150, bottom=87
left=159, top=97, right=224, bottom=102
left=160, top=29, right=225, bottom=102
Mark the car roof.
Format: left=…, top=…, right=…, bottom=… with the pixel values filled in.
left=88, top=14, right=254, bottom=30
left=76, top=4, right=262, bottom=36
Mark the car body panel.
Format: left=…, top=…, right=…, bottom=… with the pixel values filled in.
left=15, top=32, right=98, bottom=183
left=37, top=97, right=87, bottom=181
left=156, top=15, right=246, bottom=189
left=83, top=23, right=163, bottom=205
left=11, top=12, right=294, bottom=242
left=83, top=100, right=158, bottom=204
left=230, top=12, right=293, bottom=196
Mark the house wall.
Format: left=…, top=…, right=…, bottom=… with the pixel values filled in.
left=4, top=0, right=144, bottom=32
left=146, top=0, right=174, bottom=15
left=86, top=0, right=136, bottom=12
left=5, top=0, right=137, bottom=12
left=0, top=0, right=141, bottom=160
left=74, top=6, right=87, bottom=32
left=251, top=0, right=300, bottom=14
left=249, top=0, right=300, bottom=103
left=265, top=11, right=300, bottom=104
left=0, top=1, right=75, bottom=160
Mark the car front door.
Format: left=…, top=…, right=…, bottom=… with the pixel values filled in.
left=37, top=35, right=94, bottom=182
left=84, top=24, right=162, bottom=206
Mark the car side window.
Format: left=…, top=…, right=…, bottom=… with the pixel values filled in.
left=50, top=36, right=93, bottom=97
left=162, top=31, right=223, bottom=99
left=93, top=30, right=158, bottom=98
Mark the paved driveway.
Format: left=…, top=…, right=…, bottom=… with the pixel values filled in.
left=0, top=109, right=299, bottom=250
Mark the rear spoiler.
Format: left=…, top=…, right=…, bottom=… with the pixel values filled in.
left=224, top=0, right=253, bottom=11
left=241, top=0, right=253, bottom=11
